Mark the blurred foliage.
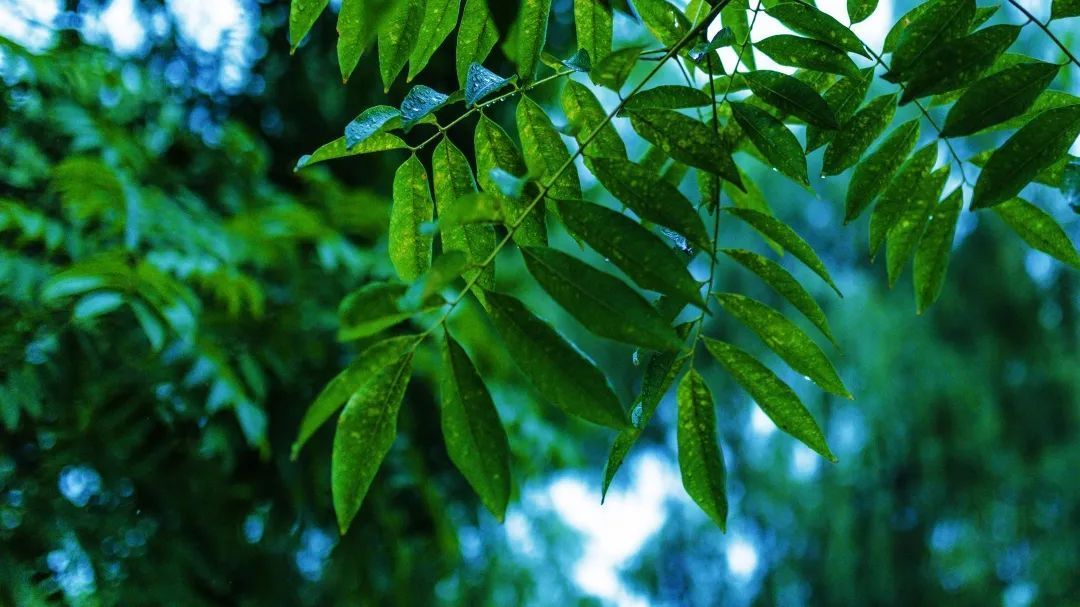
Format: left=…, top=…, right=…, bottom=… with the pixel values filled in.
left=1, top=1, right=1079, bottom=606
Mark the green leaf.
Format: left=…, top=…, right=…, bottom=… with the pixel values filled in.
left=332, top=352, right=413, bottom=533
left=677, top=368, right=727, bottom=530
left=589, top=156, right=711, bottom=251
left=821, top=93, right=898, bottom=176
left=432, top=137, right=497, bottom=289
left=456, top=0, right=499, bottom=87
left=723, top=0, right=754, bottom=70
left=754, top=35, right=861, bottom=78
left=290, top=0, right=330, bottom=50
left=590, top=46, right=643, bottom=91
left=474, top=115, right=546, bottom=246
left=689, top=28, right=735, bottom=64
left=971, top=105, right=1080, bottom=209
left=555, top=48, right=593, bottom=72
left=806, top=68, right=873, bottom=151
left=556, top=200, right=705, bottom=307
left=561, top=80, right=627, bottom=159
left=520, top=246, right=683, bottom=351
left=337, top=0, right=398, bottom=82
left=715, top=293, right=851, bottom=398
left=721, top=248, right=836, bottom=344
left=517, top=95, right=582, bottom=201
left=464, top=63, right=512, bottom=108
left=626, top=109, right=743, bottom=189
left=621, top=85, right=712, bottom=114
left=404, top=251, right=469, bottom=307
left=441, top=334, right=511, bottom=521
left=723, top=207, right=842, bottom=296
left=634, top=0, right=692, bottom=48
left=993, top=198, right=1080, bottom=269
left=293, top=335, right=421, bottom=458
left=941, top=62, right=1059, bottom=137
left=517, top=0, right=553, bottom=82
left=344, top=105, right=402, bottom=150
left=575, top=0, right=613, bottom=62
left=729, top=101, right=808, bottom=185
left=766, top=2, right=867, bottom=57
left=885, top=167, right=950, bottom=286
left=408, top=0, right=461, bottom=81
left=603, top=343, right=691, bottom=500
left=889, top=0, right=975, bottom=80
left=483, top=289, right=628, bottom=428
left=438, top=192, right=505, bottom=226
left=898, top=25, right=1021, bottom=105
left=337, top=282, right=435, bottom=341
left=883, top=1, right=930, bottom=53
left=390, top=155, right=435, bottom=281
left=400, top=85, right=450, bottom=130
left=847, top=0, right=878, bottom=24
left=295, top=133, right=408, bottom=171
left=378, top=0, right=426, bottom=91
left=913, top=187, right=964, bottom=313
left=845, top=119, right=920, bottom=223
left=868, top=144, right=938, bottom=255
left=703, top=338, right=836, bottom=461
left=743, top=70, right=838, bottom=130
left=1052, top=0, right=1080, bottom=19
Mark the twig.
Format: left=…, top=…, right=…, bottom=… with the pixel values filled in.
left=1005, top=0, right=1080, bottom=70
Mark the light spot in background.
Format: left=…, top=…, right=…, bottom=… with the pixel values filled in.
left=295, top=527, right=335, bottom=582
left=829, top=405, right=866, bottom=457
left=58, top=465, right=103, bottom=508
left=749, top=406, right=776, bottom=437
left=1004, top=581, right=1037, bottom=607
left=725, top=536, right=759, bottom=580
left=47, top=535, right=97, bottom=599
left=0, top=0, right=62, bottom=51
left=1023, top=250, right=1056, bottom=288
left=543, top=453, right=683, bottom=606
left=790, top=443, right=820, bottom=480
left=83, top=0, right=148, bottom=55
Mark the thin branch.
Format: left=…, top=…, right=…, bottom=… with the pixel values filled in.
left=1006, top=0, right=1080, bottom=70
left=418, top=0, right=734, bottom=340
left=861, top=44, right=971, bottom=186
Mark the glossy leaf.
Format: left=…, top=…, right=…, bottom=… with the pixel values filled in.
left=483, top=289, right=628, bottom=428
left=295, top=133, right=408, bottom=171
left=432, top=137, right=497, bottom=289
left=993, top=198, right=1080, bottom=269
left=332, top=352, right=413, bottom=533
left=677, top=368, right=727, bottom=530
left=344, top=105, right=401, bottom=150
left=889, top=0, right=975, bottom=80
left=743, top=70, right=838, bottom=130
left=941, top=62, right=1060, bottom=137
left=475, top=115, right=546, bottom=246
left=621, top=85, right=712, bottom=114
left=456, top=0, right=499, bottom=86
left=556, top=200, right=705, bottom=307
left=723, top=207, right=842, bottom=297
left=408, top=0, right=461, bottom=81
left=971, top=104, right=1080, bottom=209
left=400, top=85, right=450, bottom=130
left=520, top=246, right=683, bottom=351
left=404, top=251, right=469, bottom=307
left=634, top=0, right=692, bottom=48
left=703, top=338, right=836, bottom=461
left=766, top=2, right=867, bottom=57
left=589, top=156, right=711, bottom=251
left=517, top=0, right=553, bottom=82
left=575, top=0, right=613, bottom=62
left=626, top=109, right=743, bottom=189
left=721, top=248, right=836, bottom=344
left=290, top=0, right=330, bottom=50
left=883, top=1, right=931, bottom=53
left=441, top=334, right=511, bottom=521
left=868, top=144, right=938, bottom=255
left=821, top=93, right=898, bottom=176
left=561, top=80, right=627, bottom=159
left=378, top=0, right=425, bottom=91
left=715, top=293, right=851, bottom=398
left=913, top=187, right=964, bottom=313
left=754, top=35, right=861, bottom=78
left=899, top=25, right=1021, bottom=105
left=517, top=95, right=582, bottom=201
left=293, top=335, right=421, bottom=458
left=723, top=0, right=754, bottom=70
left=885, top=167, right=950, bottom=286
left=336, top=282, right=435, bottom=341
left=1052, top=0, right=1080, bottom=19
left=806, top=68, right=873, bottom=151
left=590, top=46, right=644, bottom=91
left=730, top=101, right=808, bottom=185
left=390, top=155, right=435, bottom=281
left=338, top=0, right=397, bottom=82
left=845, top=119, right=920, bottom=223
left=464, top=63, right=512, bottom=107
left=847, top=0, right=877, bottom=24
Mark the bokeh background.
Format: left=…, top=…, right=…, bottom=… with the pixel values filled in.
left=1, top=0, right=1078, bottom=605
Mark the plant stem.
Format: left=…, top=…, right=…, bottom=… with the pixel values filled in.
left=1006, top=0, right=1080, bottom=69
left=418, top=0, right=734, bottom=340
